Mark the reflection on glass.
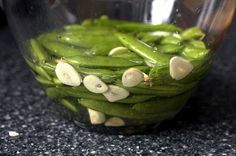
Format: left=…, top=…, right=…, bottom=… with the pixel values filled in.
left=151, top=0, right=176, bottom=24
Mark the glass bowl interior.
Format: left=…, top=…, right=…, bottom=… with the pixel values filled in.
left=3, top=0, right=235, bottom=134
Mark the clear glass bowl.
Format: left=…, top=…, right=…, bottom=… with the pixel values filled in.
left=3, top=0, right=235, bottom=134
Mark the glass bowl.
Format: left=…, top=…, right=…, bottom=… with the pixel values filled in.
left=3, top=0, right=235, bottom=134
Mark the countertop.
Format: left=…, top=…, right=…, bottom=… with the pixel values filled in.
left=0, top=21, right=236, bottom=155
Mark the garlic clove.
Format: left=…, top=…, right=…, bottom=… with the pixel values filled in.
left=108, top=47, right=129, bottom=56
left=83, top=75, right=108, bottom=93
left=152, top=31, right=171, bottom=36
left=88, top=109, right=106, bottom=125
left=169, top=56, right=194, bottom=80
left=103, top=85, right=130, bottom=102
left=105, top=117, right=125, bottom=127
left=55, top=61, right=82, bottom=86
left=122, top=68, right=144, bottom=87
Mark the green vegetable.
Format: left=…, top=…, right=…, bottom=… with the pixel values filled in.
left=182, top=45, right=209, bottom=59
left=181, top=27, right=205, bottom=40
left=116, top=81, right=197, bottom=96
left=35, top=76, right=54, bottom=86
left=25, top=16, right=211, bottom=127
left=188, top=40, right=207, bottom=49
left=39, top=39, right=91, bottom=57
left=60, top=99, right=79, bottom=112
left=155, top=44, right=184, bottom=54
left=160, top=36, right=182, bottom=45
left=47, top=87, right=156, bottom=104
left=132, top=90, right=193, bottom=114
left=116, top=33, right=171, bottom=65
left=25, top=59, right=51, bottom=80
left=29, top=39, right=50, bottom=62
left=79, top=98, right=179, bottom=120
left=65, top=55, right=143, bottom=68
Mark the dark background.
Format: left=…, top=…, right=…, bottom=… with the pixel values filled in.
left=0, top=8, right=236, bottom=155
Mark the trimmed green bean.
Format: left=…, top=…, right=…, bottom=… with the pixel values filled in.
left=160, top=36, right=182, bottom=45
left=132, top=90, right=193, bottom=114
left=111, top=52, right=141, bottom=59
left=115, top=81, right=197, bottom=97
left=46, top=87, right=156, bottom=104
left=39, top=39, right=91, bottom=57
left=181, top=27, right=205, bottom=40
left=188, top=40, right=207, bottom=49
left=65, top=55, right=143, bottom=68
left=29, top=39, right=50, bottom=62
left=35, top=76, right=54, bottom=86
left=182, top=45, right=209, bottom=59
left=116, top=33, right=171, bottom=65
left=57, top=31, right=120, bottom=48
left=60, top=99, right=79, bottom=112
left=155, top=44, right=184, bottom=54
left=39, top=62, right=57, bottom=77
left=79, top=98, right=179, bottom=120
left=116, top=23, right=182, bottom=33
left=25, top=59, right=51, bottom=80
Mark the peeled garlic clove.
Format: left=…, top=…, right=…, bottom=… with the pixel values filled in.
left=169, top=56, right=194, bottom=80
left=122, top=68, right=144, bottom=87
left=103, top=85, right=130, bottom=102
left=88, top=109, right=106, bottom=125
left=55, top=62, right=82, bottom=86
left=83, top=75, right=108, bottom=93
left=108, top=47, right=129, bottom=56
left=105, top=117, right=125, bottom=127
left=152, top=31, right=171, bottom=36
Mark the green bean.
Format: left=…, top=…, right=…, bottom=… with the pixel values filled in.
left=118, top=94, right=156, bottom=103
left=39, top=39, right=91, bottom=57
left=65, top=55, right=143, bottom=68
left=38, top=31, right=62, bottom=41
left=81, top=19, right=94, bottom=26
left=116, top=33, right=171, bottom=65
left=90, top=43, right=124, bottom=56
left=46, top=87, right=98, bottom=100
left=57, top=31, right=120, bottom=48
left=116, top=66, right=150, bottom=74
left=181, top=27, right=205, bottom=40
left=35, top=76, right=54, bottom=86
left=149, top=57, right=210, bottom=82
left=39, top=62, right=57, bottom=77
left=182, top=45, right=209, bottom=59
left=46, top=87, right=156, bottom=104
left=149, top=64, right=169, bottom=79
left=92, top=16, right=182, bottom=32
left=188, top=40, right=207, bottom=49
left=115, top=81, right=196, bottom=96
left=116, top=23, right=182, bottom=33
left=25, top=59, right=52, bottom=80
left=79, top=98, right=179, bottom=120
left=64, top=24, right=86, bottom=31
left=29, top=39, right=50, bottom=62
left=160, top=36, right=182, bottom=45
left=138, top=33, right=163, bottom=43
left=59, top=99, right=79, bottom=112
left=64, top=25, right=115, bottom=35
left=111, top=52, right=141, bottom=59
left=77, top=67, right=121, bottom=82
left=155, top=44, right=184, bottom=54
left=132, top=90, right=193, bottom=114
left=138, top=31, right=172, bottom=42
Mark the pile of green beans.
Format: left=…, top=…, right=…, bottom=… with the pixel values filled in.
left=25, top=15, right=211, bottom=126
